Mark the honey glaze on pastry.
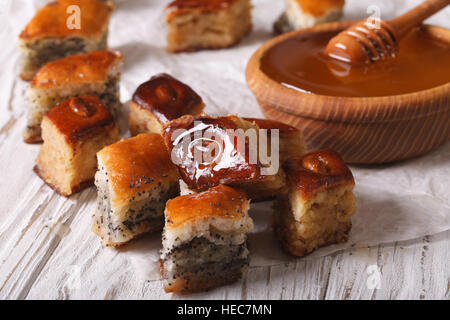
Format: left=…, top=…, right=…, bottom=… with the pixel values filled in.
left=45, top=95, right=116, bottom=144
left=133, top=74, right=203, bottom=123
left=163, top=115, right=287, bottom=201
left=97, top=135, right=179, bottom=206
left=163, top=115, right=260, bottom=188
left=18, top=0, right=114, bottom=80
left=290, top=149, right=355, bottom=198
left=31, top=50, right=122, bottom=88
left=164, top=185, right=250, bottom=229
left=24, top=50, right=122, bottom=144
left=129, top=73, right=204, bottom=135
left=20, top=0, right=114, bottom=40
left=274, top=149, right=356, bottom=257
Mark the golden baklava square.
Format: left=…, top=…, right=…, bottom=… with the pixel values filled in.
left=165, top=0, right=252, bottom=52
left=93, top=133, right=180, bottom=247
left=129, top=73, right=204, bottom=136
left=34, top=94, right=119, bottom=196
left=25, top=50, right=122, bottom=143
left=274, top=149, right=356, bottom=257
left=160, top=185, right=253, bottom=293
left=19, top=0, right=114, bottom=80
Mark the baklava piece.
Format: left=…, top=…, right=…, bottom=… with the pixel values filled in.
left=24, top=50, right=122, bottom=143
left=160, top=185, right=253, bottom=293
left=163, top=115, right=287, bottom=201
left=129, top=73, right=204, bottom=136
left=19, top=0, right=114, bottom=80
left=165, top=0, right=252, bottom=53
left=274, top=149, right=356, bottom=257
left=245, top=118, right=306, bottom=163
left=34, top=95, right=119, bottom=197
left=274, top=0, right=345, bottom=34
left=93, top=133, right=180, bottom=247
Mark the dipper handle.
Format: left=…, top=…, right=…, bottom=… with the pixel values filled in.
left=325, top=0, right=450, bottom=66
left=389, top=0, right=450, bottom=38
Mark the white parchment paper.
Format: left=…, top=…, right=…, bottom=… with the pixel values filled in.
left=1, top=0, right=449, bottom=284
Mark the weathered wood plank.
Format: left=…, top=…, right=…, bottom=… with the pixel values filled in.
left=374, top=231, right=450, bottom=300
left=320, top=231, right=450, bottom=300
left=323, top=245, right=379, bottom=299
left=0, top=189, right=91, bottom=299
left=244, top=257, right=333, bottom=300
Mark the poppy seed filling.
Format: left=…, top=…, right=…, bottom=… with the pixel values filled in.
left=161, top=236, right=249, bottom=286
left=94, top=163, right=179, bottom=245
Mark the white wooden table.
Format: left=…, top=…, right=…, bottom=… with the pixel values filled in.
left=0, top=0, right=449, bottom=300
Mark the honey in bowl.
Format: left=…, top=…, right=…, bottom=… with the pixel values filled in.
left=260, top=26, right=450, bottom=97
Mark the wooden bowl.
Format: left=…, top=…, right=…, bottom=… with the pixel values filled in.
left=246, top=21, right=450, bottom=164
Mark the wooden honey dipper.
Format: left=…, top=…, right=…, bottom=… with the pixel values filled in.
left=325, top=0, right=450, bottom=66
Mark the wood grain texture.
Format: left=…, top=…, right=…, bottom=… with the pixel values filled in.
left=246, top=22, right=450, bottom=164
left=259, top=100, right=450, bottom=163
